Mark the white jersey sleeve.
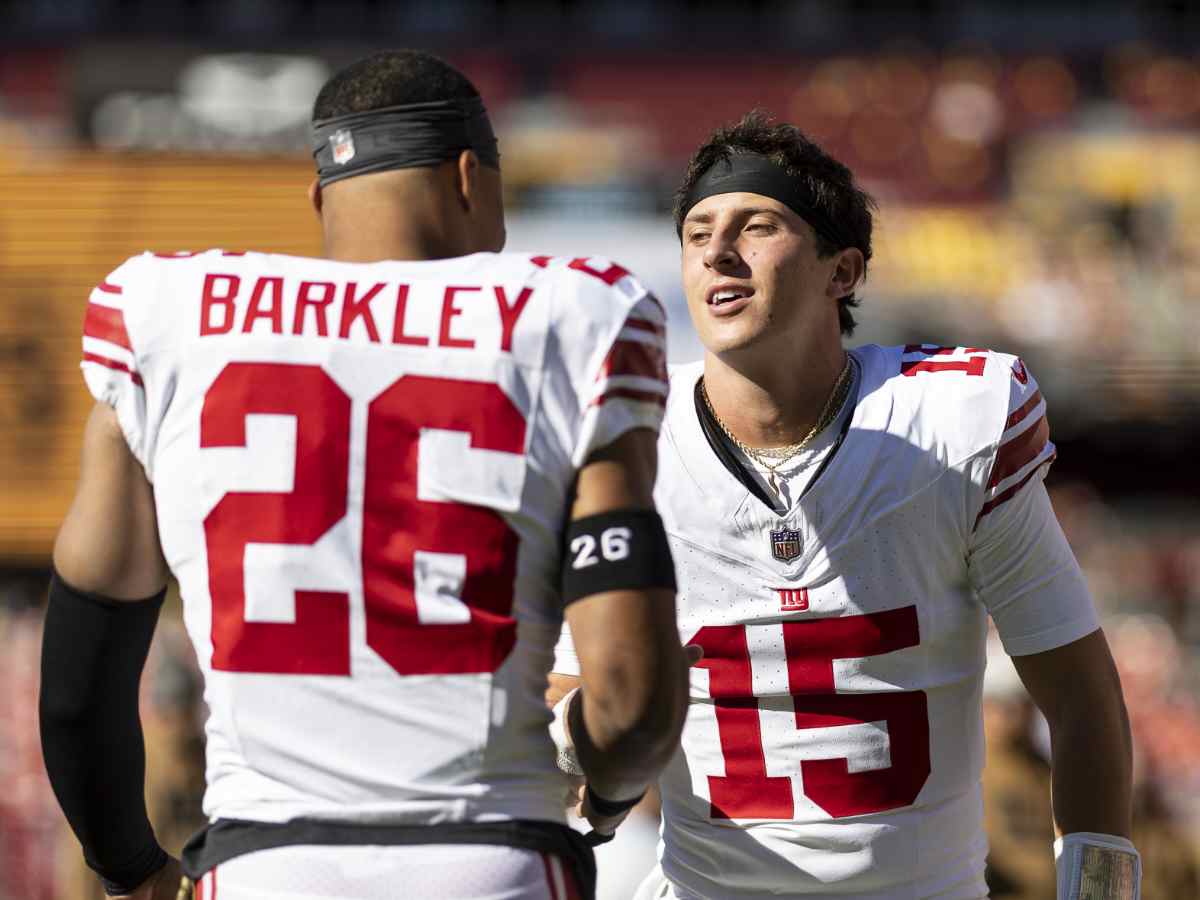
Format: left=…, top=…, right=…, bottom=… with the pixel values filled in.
left=79, top=253, right=159, bottom=469
left=543, top=258, right=667, bottom=679
left=967, top=355, right=1099, bottom=656
left=541, top=257, right=668, bottom=467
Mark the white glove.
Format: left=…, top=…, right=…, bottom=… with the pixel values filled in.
left=1054, top=831, right=1141, bottom=900
left=549, top=687, right=584, bottom=777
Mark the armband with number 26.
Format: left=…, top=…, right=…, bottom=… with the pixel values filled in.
left=561, top=509, right=675, bottom=606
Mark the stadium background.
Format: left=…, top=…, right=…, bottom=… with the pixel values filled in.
left=1, top=2, right=1198, bottom=897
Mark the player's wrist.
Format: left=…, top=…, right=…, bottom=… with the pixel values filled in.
left=1054, top=831, right=1140, bottom=900
left=584, top=783, right=645, bottom=817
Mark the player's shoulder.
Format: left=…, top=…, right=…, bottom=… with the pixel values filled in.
left=860, top=343, right=1039, bottom=461
left=98, top=248, right=255, bottom=290
left=524, top=253, right=652, bottom=305
left=525, top=252, right=664, bottom=337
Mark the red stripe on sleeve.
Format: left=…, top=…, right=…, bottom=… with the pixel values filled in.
left=212, top=866, right=217, bottom=900
left=598, top=339, right=667, bottom=384
left=95, top=281, right=123, bottom=295
left=976, top=451, right=1056, bottom=525
left=84, top=302, right=133, bottom=351
left=988, top=416, right=1050, bottom=489
left=1005, top=390, right=1042, bottom=430
left=82, top=351, right=144, bottom=387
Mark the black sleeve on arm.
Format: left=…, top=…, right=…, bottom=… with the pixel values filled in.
left=39, top=569, right=169, bottom=896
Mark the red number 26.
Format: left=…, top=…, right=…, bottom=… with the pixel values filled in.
left=201, top=362, right=526, bottom=678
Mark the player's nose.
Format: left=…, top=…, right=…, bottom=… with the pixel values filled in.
left=703, top=234, right=742, bottom=272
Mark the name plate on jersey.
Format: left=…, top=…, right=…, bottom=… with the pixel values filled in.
left=769, top=529, right=802, bottom=563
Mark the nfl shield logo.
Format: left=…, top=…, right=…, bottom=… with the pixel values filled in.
left=330, top=129, right=356, bottom=165
left=769, top=529, right=802, bottom=563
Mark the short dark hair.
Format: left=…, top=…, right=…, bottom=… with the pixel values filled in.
left=313, top=50, right=481, bottom=122
left=673, top=111, right=875, bottom=336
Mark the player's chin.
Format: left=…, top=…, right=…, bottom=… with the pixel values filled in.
left=698, top=318, right=769, bottom=356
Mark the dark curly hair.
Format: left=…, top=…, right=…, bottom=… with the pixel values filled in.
left=313, top=50, right=480, bottom=122
left=673, top=111, right=876, bottom=336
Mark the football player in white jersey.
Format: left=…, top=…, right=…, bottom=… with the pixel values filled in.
left=550, top=112, right=1140, bottom=899
left=39, top=50, right=690, bottom=900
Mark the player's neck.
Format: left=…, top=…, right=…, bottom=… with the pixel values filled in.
left=322, top=227, right=470, bottom=263
left=320, top=180, right=474, bottom=263
left=703, top=341, right=848, bottom=450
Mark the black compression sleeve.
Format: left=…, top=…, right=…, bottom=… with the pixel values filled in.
left=39, top=570, right=168, bottom=895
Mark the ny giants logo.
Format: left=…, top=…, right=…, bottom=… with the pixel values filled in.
left=777, top=587, right=810, bottom=611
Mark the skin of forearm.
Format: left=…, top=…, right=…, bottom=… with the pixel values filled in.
left=1047, top=699, right=1133, bottom=838
left=568, top=657, right=688, bottom=801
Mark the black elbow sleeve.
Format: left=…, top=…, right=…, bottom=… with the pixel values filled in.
left=39, top=569, right=168, bottom=895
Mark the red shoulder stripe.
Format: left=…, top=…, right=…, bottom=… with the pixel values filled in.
left=598, top=339, right=668, bottom=384
left=95, top=281, right=123, bottom=295
left=84, top=302, right=133, bottom=351
left=83, top=351, right=143, bottom=387
left=1005, top=389, right=1043, bottom=430
left=976, top=451, right=1056, bottom=525
left=591, top=387, right=667, bottom=408
left=989, top=416, right=1050, bottom=488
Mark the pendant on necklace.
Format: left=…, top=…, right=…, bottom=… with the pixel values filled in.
left=767, top=470, right=780, bottom=493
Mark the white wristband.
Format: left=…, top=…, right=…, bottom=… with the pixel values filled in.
left=1054, top=831, right=1141, bottom=900
left=549, top=687, right=584, bottom=777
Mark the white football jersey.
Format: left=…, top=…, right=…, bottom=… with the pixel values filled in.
left=80, top=249, right=668, bottom=829
left=557, top=344, right=1099, bottom=899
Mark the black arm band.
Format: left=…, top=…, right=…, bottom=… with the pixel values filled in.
left=561, top=509, right=676, bottom=607
left=40, top=569, right=168, bottom=895
left=585, top=784, right=646, bottom=818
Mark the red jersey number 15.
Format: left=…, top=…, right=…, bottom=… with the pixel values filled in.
left=689, top=606, right=930, bottom=820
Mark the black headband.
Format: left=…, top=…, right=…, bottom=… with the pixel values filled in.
left=679, top=152, right=854, bottom=252
left=312, top=97, right=500, bottom=187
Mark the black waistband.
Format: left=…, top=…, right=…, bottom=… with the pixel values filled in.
left=181, top=817, right=596, bottom=898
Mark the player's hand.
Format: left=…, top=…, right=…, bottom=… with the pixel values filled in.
left=575, top=785, right=640, bottom=840
left=107, top=857, right=186, bottom=900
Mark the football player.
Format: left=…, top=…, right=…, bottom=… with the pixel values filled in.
left=550, top=112, right=1140, bottom=900
left=39, top=50, right=690, bottom=900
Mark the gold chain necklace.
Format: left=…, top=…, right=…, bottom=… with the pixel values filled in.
left=701, top=356, right=854, bottom=494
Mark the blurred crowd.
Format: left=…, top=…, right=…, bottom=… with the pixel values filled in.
left=4, top=41, right=1200, bottom=425
left=1, top=480, right=1197, bottom=900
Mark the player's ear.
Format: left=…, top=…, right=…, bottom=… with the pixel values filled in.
left=307, top=178, right=323, bottom=218
left=454, top=149, right=480, bottom=213
left=828, top=247, right=865, bottom=301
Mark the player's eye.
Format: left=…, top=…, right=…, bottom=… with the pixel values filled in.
left=745, top=221, right=776, bottom=234
left=687, top=230, right=711, bottom=244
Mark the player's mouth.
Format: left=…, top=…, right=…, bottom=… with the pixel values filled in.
left=706, top=284, right=754, bottom=317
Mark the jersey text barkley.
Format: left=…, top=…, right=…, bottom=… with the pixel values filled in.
left=199, top=272, right=534, bottom=352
